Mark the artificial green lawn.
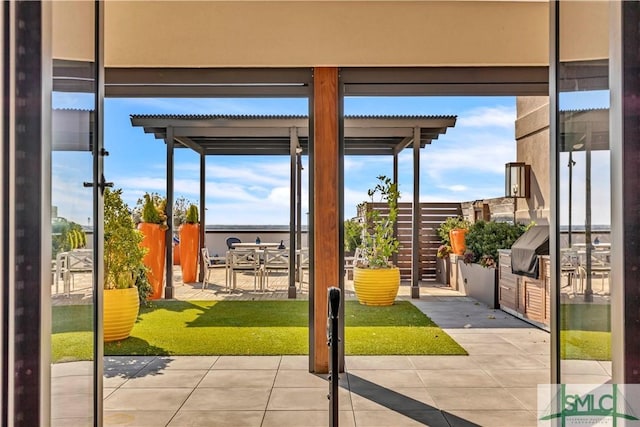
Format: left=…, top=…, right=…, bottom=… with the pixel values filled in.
left=52, top=300, right=467, bottom=362
left=560, top=303, right=611, bottom=361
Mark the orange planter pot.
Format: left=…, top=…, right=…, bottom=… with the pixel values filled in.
left=138, top=222, right=166, bottom=299
left=449, top=228, right=468, bottom=256
left=179, top=223, right=199, bottom=283
left=173, top=243, right=181, bottom=265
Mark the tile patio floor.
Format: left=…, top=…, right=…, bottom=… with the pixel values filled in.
left=51, top=268, right=610, bottom=426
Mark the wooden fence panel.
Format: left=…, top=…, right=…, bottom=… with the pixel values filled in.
left=362, top=202, right=462, bottom=282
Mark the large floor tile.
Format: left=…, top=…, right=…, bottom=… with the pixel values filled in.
left=262, top=410, right=356, bottom=427
left=348, top=370, right=424, bottom=388
left=353, top=410, right=450, bottom=427
left=103, top=388, right=192, bottom=411
left=459, top=343, right=525, bottom=355
left=267, top=387, right=352, bottom=411
left=560, top=359, right=610, bottom=375
left=198, top=369, right=277, bottom=388
left=505, top=387, right=539, bottom=411
left=180, top=387, right=271, bottom=411
left=428, top=387, right=526, bottom=410
left=274, top=370, right=329, bottom=388
left=418, top=369, right=502, bottom=388
left=103, top=410, right=176, bottom=426
left=212, top=356, right=281, bottom=370
left=279, top=355, right=309, bottom=370
left=52, top=375, right=94, bottom=395
left=350, top=386, right=437, bottom=411
left=444, top=333, right=512, bottom=344
left=52, top=361, right=93, bottom=377
left=168, top=410, right=264, bottom=427
left=471, top=354, right=547, bottom=370
left=486, top=369, right=550, bottom=388
left=103, top=356, right=156, bottom=378
left=561, top=374, right=611, bottom=384
left=443, top=409, right=537, bottom=427
left=51, top=417, right=93, bottom=427
left=103, top=375, right=129, bottom=389
left=345, top=355, right=414, bottom=370
left=408, top=355, right=480, bottom=370
left=143, top=356, right=218, bottom=371
left=122, top=369, right=207, bottom=388
left=51, top=393, right=92, bottom=419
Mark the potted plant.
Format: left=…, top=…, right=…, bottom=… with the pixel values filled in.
left=136, top=193, right=168, bottom=299
left=179, top=204, right=200, bottom=283
left=103, top=188, right=152, bottom=342
left=436, top=216, right=471, bottom=256
left=171, top=196, right=188, bottom=265
left=353, top=175, right=401, bottom=306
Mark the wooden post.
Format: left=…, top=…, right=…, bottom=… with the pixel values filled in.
left=312, top=68, right=339, bottom=373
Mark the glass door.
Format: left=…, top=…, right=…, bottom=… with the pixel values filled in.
left=555, top=0, right=611, bottom=385
left=50, top=2, right=103, bottom=425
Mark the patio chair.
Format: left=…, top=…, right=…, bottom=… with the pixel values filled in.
left=61, top=249, right=93, bottom=296
left=226, top=236, right=241, bottom=249
left=227, top=247, right=261, bottom=292
left=262, top=247, right=289, bottom=290
left=201, top=247, right=219, bottom=290
left=344, top=247, right=362, bottom=280
left=297, top=247, right=310, bottom=292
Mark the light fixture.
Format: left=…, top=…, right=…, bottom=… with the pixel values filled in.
left=505, top=162, right=530, bottom=198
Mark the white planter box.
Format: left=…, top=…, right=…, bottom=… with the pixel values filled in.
left=455, top=258, right=498, bottom=308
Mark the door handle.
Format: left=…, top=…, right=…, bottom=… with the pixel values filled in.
left=83, top=174, right=114, bottom=195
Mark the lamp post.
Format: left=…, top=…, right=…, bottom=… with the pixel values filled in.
left=567, top=150, right=575, bottom=247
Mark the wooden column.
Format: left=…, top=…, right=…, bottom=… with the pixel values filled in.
left=312, top=68, right=339, bottom=373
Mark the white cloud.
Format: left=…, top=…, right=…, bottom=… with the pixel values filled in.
left=458, top=106, right=516, bottom=129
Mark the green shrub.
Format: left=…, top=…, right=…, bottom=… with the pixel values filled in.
left=186, top=204, right=199, bottom=224
left=138, top=193, right=167, bottom=228
left=344, top=219, right=363, bottom=253
left=464, top=220, right=528, bottom=268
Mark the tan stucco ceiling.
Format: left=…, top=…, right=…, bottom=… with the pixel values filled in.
left=53, top=1, right=553, bottom=67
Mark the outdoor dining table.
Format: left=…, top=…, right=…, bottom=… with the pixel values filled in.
left=231, top=242, right=281, bottom=249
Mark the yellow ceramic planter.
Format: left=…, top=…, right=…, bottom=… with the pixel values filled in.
left=353, top=267, right=400, bottom=306
left=104, top=287, right=140, bottom=342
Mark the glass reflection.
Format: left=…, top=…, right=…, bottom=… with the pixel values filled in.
left=558, top=1, right=611, bottom=384
left=50, top=2, right=96, bottom=425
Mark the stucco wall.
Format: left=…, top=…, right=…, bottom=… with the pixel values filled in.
left=515, top=96, right=550, bottom=225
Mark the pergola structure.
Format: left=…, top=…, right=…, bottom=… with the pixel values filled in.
left=130, top=113, right=456, bottom=299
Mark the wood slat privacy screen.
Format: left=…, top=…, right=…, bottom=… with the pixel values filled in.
left=363, top=202, right=462, bottom=281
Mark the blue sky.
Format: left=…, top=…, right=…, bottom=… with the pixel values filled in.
left=51, top=86, right=614, bottom=230
left=52, top=95, right=520, bottom=226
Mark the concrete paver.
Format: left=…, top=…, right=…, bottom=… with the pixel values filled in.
left=51, top=279, right=610, bottom=425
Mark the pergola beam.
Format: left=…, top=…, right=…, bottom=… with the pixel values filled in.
left=174, top=136, right=204, bottom=155
left=393, top=136, right=414, bottom=155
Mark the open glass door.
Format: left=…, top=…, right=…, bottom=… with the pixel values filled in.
left=50, top=2, right=103, bottom=424
left=555, top=1, right=611, bottom=385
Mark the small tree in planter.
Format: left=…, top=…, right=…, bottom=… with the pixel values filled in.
left=436, top=216, right=471, bottom=256
left=179, top=204, right=200, bottom=283
left=103, top=188, right=152, bottom=342
left=136, top=193, right=168, bottom=299
left=353, top=175, right=401, bottom=306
